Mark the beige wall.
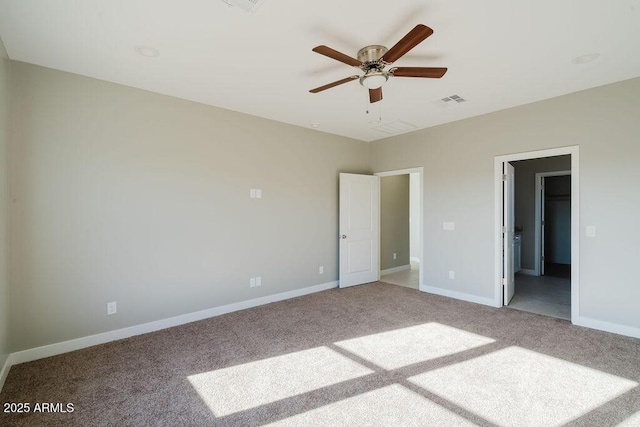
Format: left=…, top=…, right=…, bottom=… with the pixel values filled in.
left=0, top=37, right=9, bottom=368
left=512, top=155, right=571, bottom=270
left=380, top=175, right=410, bottom=270
left=371, top=77, right=640, bottom=330
left=5, top=60, right=640, bottom=355
left=8, top=62, right=370, bottom=351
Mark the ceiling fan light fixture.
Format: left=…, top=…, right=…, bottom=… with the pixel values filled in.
left=360, top=72, right=388, bottom=89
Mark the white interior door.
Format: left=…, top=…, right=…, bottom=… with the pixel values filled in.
left=503, top=163, right=515, bottom=305
left=339, top=173, right=380, bottom=288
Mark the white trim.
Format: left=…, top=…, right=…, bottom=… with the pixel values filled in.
left=517, top=268, right=537, bottom=276
left=494, top=146, right=580, bottom=321
left=422, top=286, right=499, bottom=308
left=374, top=167, right=424, bottom=289
left=8, top=281, right=338, bottom=366
left=375, top=167, right=422, bottom=177
left=381, top=264, right=410, bottom=275
left=0, top=354, right=12, bottom=392
left=570, top=149, right=580, bottom=321
left=535, top=170, right=571, bottom=276
left=573, top=316, right=640, bottom=339
left=410, top=257, right=420, bottom=264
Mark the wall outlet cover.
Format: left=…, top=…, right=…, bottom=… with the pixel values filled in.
left=107, top=301, right=117, bottom=315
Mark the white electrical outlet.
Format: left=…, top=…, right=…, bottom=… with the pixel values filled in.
left=393, top=253, right=397, bottom=260
left=250, top=189, right=256, bottom=198
left=319, top=266, right=324, bottom=275
left=256, top=189, right=262, bottom=199
left=448, top=271, right=455, bottom=280
left=107, top=301, right=117, bottom=315
left=586, top=226, right=596, bottom=237
left=256, top=276, right=262, bottom=286
left=443, top=222, right=455, bottom=231
left=250, top=277, right=256, bottom=288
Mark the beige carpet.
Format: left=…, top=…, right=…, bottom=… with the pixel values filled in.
left=1, top=282, right=639, bottom=426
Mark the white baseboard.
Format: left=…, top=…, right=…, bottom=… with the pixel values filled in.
left=421, top=285, right=499, bottom=308
left=0, top=354, right=12, bottom=392
left=8, top=281, right=338, bottom=367
left=517, top=269, right=537, bottom=276
left=419, top=285, right=640, bottom=338
left=381, top=264, right=410, bottom=275
left=5, top=279, right=640, bottom=393
left=573, top=316, right=640, bottom=339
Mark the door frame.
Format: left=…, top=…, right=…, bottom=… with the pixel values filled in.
left=494, top=146, right=579, bottom=321
left=503, top=162, right=516, bottom=305
left=374, top=167, right=424, bottom=290
left=535, top=170, right=571, bottom=276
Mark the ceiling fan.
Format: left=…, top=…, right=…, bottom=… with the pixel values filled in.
left=309, top=24, right=447, bottom=103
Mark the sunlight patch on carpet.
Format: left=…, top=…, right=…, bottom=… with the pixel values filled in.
left=265, top=384, right=476, bottom=426
left=334, top=322, right=495, bottom=369
left=408, top=346, right=638, bottom=427
left=617, top=411, right=640, bottom=426
left=187, top=346, right=373, bottom=417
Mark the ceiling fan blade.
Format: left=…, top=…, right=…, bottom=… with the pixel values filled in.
left=312, top=45, right=363, bottom=67
left=390, top=67, right=447, bottom=78
left=381, top=24, right=434, bottom=64
left=369, top=88, right=383, bottom=103
left=309, top=76, right=359, bottom=93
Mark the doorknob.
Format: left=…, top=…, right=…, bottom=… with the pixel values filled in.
left=340, top=234, right=347, bottom=239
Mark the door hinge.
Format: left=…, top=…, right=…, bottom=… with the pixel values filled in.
left=502, top=277, right=507, bottom=286
left=502, top=174, right=507, bottom=181
left=541, top=255, right=545, bottom=261
left=541, top=220, right=545, bottom=226
left=502, top=226, right=507, bottom=233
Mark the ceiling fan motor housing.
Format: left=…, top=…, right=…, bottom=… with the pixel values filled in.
left=357, top=45, right=388, bottom=68
left=357, top=45, right=389, bottom=88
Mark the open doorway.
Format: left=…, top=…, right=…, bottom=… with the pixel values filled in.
left=375, top=169, right=423, bottom=289
left=537, top=172, right=572, bottom=278
left=495, top=147, right=579, bottom=323
left=508, top=158, right=571, bottom=319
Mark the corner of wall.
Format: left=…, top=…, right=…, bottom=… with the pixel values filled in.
left=0, top=34, right=12, bottom=391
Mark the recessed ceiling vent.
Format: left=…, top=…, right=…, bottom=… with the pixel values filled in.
left=220, top=0, right=267, bottom=13
left=439, top=94, right=467, bottom=106
left=371, top=120, right=417, bottom=135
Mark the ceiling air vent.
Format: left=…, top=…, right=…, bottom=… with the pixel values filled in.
left=371, top=120, right=417, bottom=135
left=220, top=0, right=267, bottom=13
left=439, top=94, right=467, bottom=106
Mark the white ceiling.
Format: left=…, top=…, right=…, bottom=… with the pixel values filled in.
left=1, top=0, right=639, bottom=142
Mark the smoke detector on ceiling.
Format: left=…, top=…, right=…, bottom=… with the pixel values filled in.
left=220, top=0, right=267, bottom=13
